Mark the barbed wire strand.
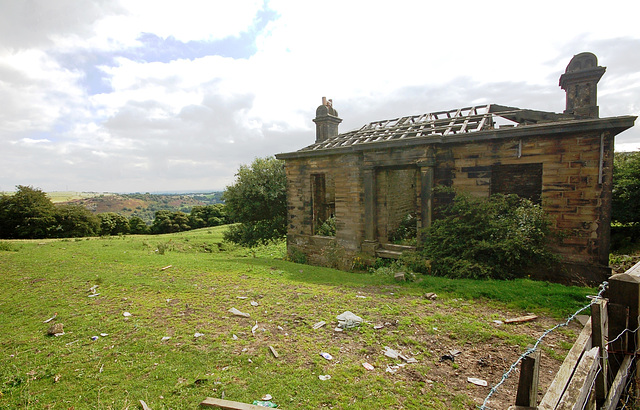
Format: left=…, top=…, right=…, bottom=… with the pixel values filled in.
left=478, top=281, right=609, bottom=410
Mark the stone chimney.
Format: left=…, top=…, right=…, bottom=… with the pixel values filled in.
left=559, top=52, right=606, bottom=119
left=313, top=97, right=342, bottom=143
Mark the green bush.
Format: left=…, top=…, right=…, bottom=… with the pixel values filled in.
left=315, top=216, right=336, bottom=236
left=405, top=191, right=557, bottom=279
left=389, top=213, right=417, bottom=245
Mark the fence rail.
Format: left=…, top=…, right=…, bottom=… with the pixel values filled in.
left=508, top=262, right=640, bottom=409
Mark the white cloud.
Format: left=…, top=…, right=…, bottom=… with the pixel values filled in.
left=0, top=0, right=638, bottom=192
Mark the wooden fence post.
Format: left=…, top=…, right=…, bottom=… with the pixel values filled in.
left=607, top=262, right=640, bottom=407
left=515, top=349, right=540, bottom=408
left=591, top=298, right=608, bottom=406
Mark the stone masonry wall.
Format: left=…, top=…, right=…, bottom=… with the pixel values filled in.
left=284, top=129, right=613, bottom=277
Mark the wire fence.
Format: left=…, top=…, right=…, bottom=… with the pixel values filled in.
left=478, top=281, right=621, bottom=409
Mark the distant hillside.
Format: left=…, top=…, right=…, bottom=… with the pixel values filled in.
left=61, top=192, right=224, bottom=224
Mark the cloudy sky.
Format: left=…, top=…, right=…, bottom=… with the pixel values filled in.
left=1, top=0, right=639, bottom=193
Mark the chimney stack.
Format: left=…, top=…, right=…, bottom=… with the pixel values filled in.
left=559, top=52, right=606, bottom=119
left=313, top=96, right=342, bottom=143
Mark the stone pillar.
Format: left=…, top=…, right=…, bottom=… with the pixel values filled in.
left=363, top=166, right=377, bottom=244
left=418, top=151, right=436, bottom=231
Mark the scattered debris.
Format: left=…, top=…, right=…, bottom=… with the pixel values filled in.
left=232, top=334, right=238, bottom=340
left=89, top=285, right=99, bottom=293
left=362, top=362, right=374, bottom=371
left=383, top=346, right=400, bottom=359
left=336, top=311, right=363, bottom=329
left=65, top=339, right=79, bottom=346
left=88, top=293, right=100, bottom=298
left=313, top=321, right=326, bottom=330
left=99, top=364, right=104, bottom=373
left=47, top=323, right=64, bottom=336
left=467, top=377, right=488, bottom=387
left=439, top=354, right=455, bottom=363
left=493, top=320, right=504, bottom=325
left=123, top=312, right=132, bottom=317
left=194, top=332, right=204, bottom=338
left=250, top=300, right=259, bottom=307
left=161, top=336, right=171, bottom=342
left=385, top=364, right=407, bottom=373
left=100, top=333, right=108, bottom=337
left=252, top=400, right=278, bottom=408
left=91, top=336, right=99, bottom=341
left=449, top=349, right=462, bottom=357
left=394, top=272, right=406, bottom=282
left=334, top=327, right=343, bottom=332
left=400, top=354, right=418, bottom=364
left=423, top=292, right=438, bottom=300
left=54, top=374, right=61, bottom=383
left=355, top=295, right=367, bottom=299
left=160, top=265, right=173, bottom=271
left=261, top=394, right=272, bottom=401
left=139, top=399, right=152, bottom=410
left=43, top=313, right=57, bottom=323
left=251, top=322, right=258, bottom=336
left=320, top=352, right=333, bottom=360
left=504, top=314, right=538, bottom=324
left=269, top=346, right=279, bottom=358
left=318, top=375, right=331, bottom=381
left=228, top=307, right=250, bottom=318
left=374, top=324, right=384, bottom=330
left=237, top=296, right=248, bottom=300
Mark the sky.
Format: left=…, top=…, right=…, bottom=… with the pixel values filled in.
left=1, top=0, right=639, bottom=193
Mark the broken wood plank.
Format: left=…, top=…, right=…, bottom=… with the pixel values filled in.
left=268, top=345, right=279, bottom=358
left=200, top=397, right=271, bottom=409
left=504, top=315, right=538, bottom=324
left=555, top=347, right=600, bottom=410
left=603, top=354, right=633, bottom=410
left=538, top=318, right=592, bottom=410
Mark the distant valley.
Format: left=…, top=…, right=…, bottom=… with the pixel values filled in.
left=51, top=191, right=224, bottom=224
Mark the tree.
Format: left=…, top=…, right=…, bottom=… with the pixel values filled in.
left=54, top=204, right=100, bottom=238
left=0, top=185, right=57, bottom=239
left=99, top=212, right=130, bottom=235
left=612, top=151, right=640, bottom=225
left=151, top=210, right=191, bottom=234
left=223, top=156, right=287, bottom=247
left=128, top=216, right=149, bottom=234
left=610, top=151, right=640, bottom=250
left=189, top=204, right=228, bottom=228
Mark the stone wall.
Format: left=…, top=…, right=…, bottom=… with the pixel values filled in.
left=283, top=128, right=614, bottom=280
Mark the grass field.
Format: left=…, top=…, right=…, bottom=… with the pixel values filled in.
left=0, top=227, right=596, bottom=409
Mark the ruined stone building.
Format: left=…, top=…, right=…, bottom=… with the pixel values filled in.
left=275, top=53, right=636, bottom=284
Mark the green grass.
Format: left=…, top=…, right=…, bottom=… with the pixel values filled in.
left=0, top=227, right=595, bottom=409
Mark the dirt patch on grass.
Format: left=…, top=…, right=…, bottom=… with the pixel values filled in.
left=178, top=281, right=583, bottom=409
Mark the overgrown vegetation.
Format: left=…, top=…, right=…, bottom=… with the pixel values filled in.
left=315, top=215, right=336, bottom=236
left=389, top=213, right=417, bottom=245
left=404, top=191, right=557, bottom=279
left=223, top=156, right=287, bottom=247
